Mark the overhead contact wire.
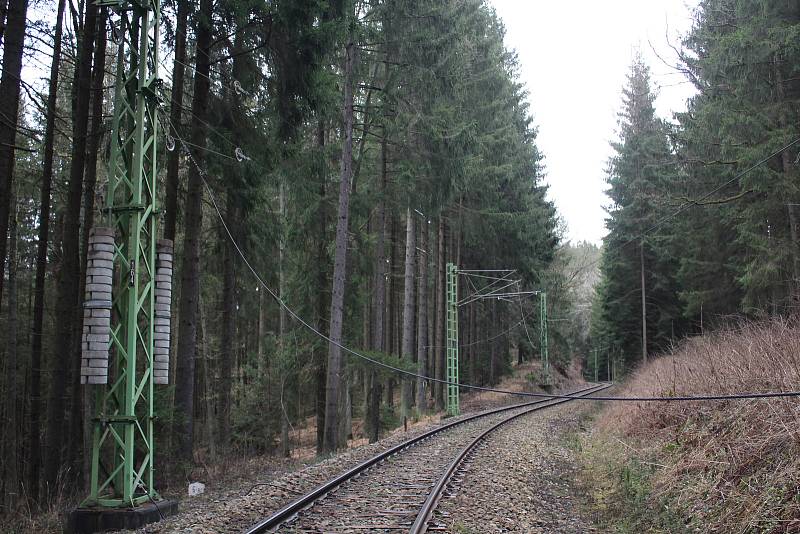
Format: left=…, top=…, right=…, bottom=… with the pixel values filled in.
left=167, top=117, right=800, bottom=404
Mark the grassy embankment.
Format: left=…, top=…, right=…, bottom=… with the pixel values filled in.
left=575, top=319, right=800, bottom=533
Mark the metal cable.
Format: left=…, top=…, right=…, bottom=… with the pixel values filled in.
left=516, top=281, right=538, bottom=351
left=425, top=306, right=537, bottom=350
left=579, top=135, right=800, bottom=277
left=168, top=117, right=800, bottom=403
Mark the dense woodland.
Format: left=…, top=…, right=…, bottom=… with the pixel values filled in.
left=592, top=1, right=800, bottom=377
left=0, top=0, right=605, bottom=514
left=3, top=0, right=797, bottom=522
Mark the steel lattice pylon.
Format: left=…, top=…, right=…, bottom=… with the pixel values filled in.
left=84, top=0, right=162, bottom=508
left=540, top=291, right=549, bottom=384
left=446, top=263, right=459, bottom=416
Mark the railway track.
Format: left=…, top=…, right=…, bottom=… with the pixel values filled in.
left=244, top=382, right=610, bottom=534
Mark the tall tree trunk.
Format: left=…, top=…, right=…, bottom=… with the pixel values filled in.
left=434, top=218, right=445, bottom=409
left=257, top=289, right=266, bottom=367
left=164, top=0, right=188, bottom=242
left=456, top=201, right=462, bottom=268
left=337, top=377, right=352, bottom=446
left=0, top=0, right=9, bottom=48
left=365, top=133, right=387, bottom=442
left=427, top=222, right=435, bottom=402
left=44, top=0, right=98, bottom=493
left=218, top=22, right=248, bottom=441
left=218, top=196, right=236, bottom=450
left=362, top=295, right=370, bottom=348
left=29, top=0, right=66, bottom=503
left=385, top=214, right=398, bottom=407
left=278, top=181, right=290, bottom=457
left=70, top=7, right=108, bottom=479
left=315, top=120, right=327, bottom=454
left=640, top=240, right=647, bottom=363
left=3, top=191, right=19, bottom=509
left=323, top=35, right=356, bottom=453
left=0, top=0, right=29, bottom=304
left=175, top=0, right=213, bottom=465
left=199, top=291, right=215, bottom=457
left=400, top=208, right=416, bottom=417
left=415, top=224, right=428, bottom=412
left=503, top=329, right=510, bottom=376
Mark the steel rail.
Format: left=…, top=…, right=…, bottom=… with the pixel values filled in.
left=409, top=382, right=613, bottom=534
left=242, top=383, right=604, bottom=534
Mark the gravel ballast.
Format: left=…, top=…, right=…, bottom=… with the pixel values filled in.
left=435, top=401, right=598, bottom=533
left=107, top=366, right=590, bottom=533
left=123, top=398, right=544, bottom=532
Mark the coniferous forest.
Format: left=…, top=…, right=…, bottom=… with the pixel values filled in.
left=0, top=0, right=583, bottom=515
left=0, top=0, right=799, bottom=529
left=592, top=1, right=800, bottom=376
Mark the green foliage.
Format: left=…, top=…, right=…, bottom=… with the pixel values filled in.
left=379, top=401, right=400, bottom=432
left=593, top=2, right=800, bottom=370
left=541, top=241, right=601, bottom=370
left=4, top=0, right=565, bottom=508
left=346, top=350, right=416, bottom=378
left=153, top=386, right=183, bottom=474
left=676, top=0, right=800, bottom=317
left=232, top=358, right=282, bottom=453
left=578, top=433, right=688, bottom=534
left=593, top=56, right=686, bottom=369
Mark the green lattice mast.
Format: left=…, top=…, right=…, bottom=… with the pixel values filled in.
left=540, top=291, right=549, bottom=383
left=81, top=0, right=169, bottom=508
left=446, top=263, right=459, bottom=416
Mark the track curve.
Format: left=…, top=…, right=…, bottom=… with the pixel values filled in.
left=409, top=383, right=611, bottom=533
left=243, top=383, right=609, bottom=534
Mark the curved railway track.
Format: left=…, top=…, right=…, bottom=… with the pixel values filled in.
left=244, top=383, right=610, bottom=534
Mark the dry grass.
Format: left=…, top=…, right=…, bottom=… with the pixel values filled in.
left=594, top=318, right=800, bottom=533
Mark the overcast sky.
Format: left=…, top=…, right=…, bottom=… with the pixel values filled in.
left=489, top=0, right=699, bottom=245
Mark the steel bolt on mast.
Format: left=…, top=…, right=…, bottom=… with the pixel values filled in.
left=72, top=0, right=175, bottom=524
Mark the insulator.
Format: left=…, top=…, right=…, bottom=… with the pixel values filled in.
left=154, top=239, right=174, bottom=385
left=81, top=227, right=115, bottom=385
left=235, top=147, right=251, bottom=162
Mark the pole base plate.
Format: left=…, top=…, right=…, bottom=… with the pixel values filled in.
left=66, top=500, right=178, bottom=533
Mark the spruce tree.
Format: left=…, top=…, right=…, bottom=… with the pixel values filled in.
left=677, top=0, right=800, bottom=317
left=594, top=56, right=682, bottom=367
